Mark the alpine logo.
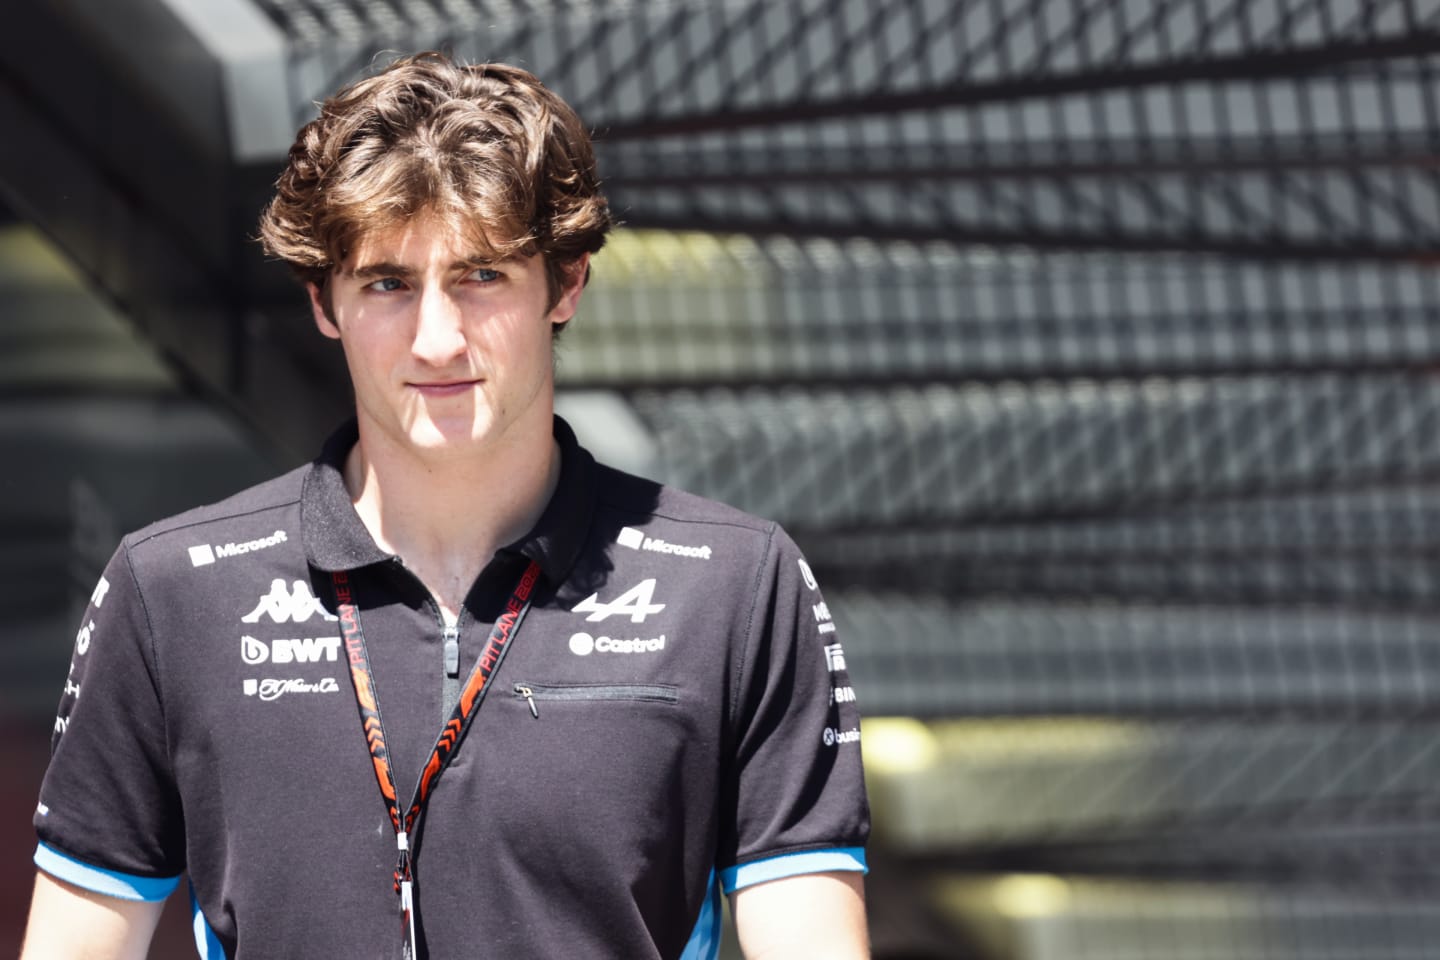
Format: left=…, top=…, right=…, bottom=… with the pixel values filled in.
left=616, top=526, right=712, bottom=560
left=568, top=631, right=666, bottom=656
left=241, top=634, right=341, bottom=665
left=189, top=530, right=288, bottom=567
left=243, top=677, right=340, bottom=701
left=572, top=579, right=665, bottom=623
left=242, top=579, right=337, bottom=624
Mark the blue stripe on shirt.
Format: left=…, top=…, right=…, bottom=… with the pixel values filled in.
left=34, top=842, right=180, bottom=902
left=721, top=847, right=867, bottom=894
left=678, top=869, right=722, bottom=960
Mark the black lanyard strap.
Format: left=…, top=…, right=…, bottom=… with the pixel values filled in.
left=332, top=560, right=542, bottom=958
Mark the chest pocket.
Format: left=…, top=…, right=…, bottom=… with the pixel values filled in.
left=511, top=681, right=678, bottom=717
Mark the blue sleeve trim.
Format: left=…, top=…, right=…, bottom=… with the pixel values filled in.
left=721, top=847, right=868, bottom=894
left=191, top=882, right=228, bottom=958
left=34, top=843, right=180, bottom=903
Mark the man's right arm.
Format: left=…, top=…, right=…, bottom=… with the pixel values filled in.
left=21, top=871, right=164, bottom=960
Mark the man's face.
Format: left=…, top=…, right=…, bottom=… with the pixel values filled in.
left=308, top=214, right=585, bottom=460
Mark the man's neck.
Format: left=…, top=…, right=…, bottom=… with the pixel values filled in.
left=343, top=417, right=560, bottom=621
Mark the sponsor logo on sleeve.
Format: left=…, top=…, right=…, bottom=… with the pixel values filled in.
left=813, top=600, right=836, bottom=635
left=75, top=619, right=96, bottom=656
left=798, top=559, right=819, bottom=591
left=822, top=726, right=861, bottom=747
left=568, top=631, right=667, bottom=656
left=90, top=576, right=110, bottom=609
left=572, top=579, right=665, bottom=623
left=189, top=530, right=288, bottom=567
left=242, top=579, right=338, bottom=624
left=824, top=643, right=847, bottom=673
left=830, top=685, right=857, bottom=705
left=616, top=526, right=712, bottom=560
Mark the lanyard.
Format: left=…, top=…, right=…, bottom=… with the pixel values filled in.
left=332, top=560, right=542, bottom=959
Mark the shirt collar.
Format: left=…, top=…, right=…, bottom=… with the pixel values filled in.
left=301, top=416, right=598, bottom=585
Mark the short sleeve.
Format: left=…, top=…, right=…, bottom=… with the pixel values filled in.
left=33, top=542, right=184, bottom=900
left=718, top=526, right=869, bottom=893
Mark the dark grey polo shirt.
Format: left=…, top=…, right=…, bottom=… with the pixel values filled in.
left=34, top=417, right=868, bottom=959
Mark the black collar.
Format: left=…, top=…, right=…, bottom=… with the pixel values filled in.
left=301, top=416, right=598, bottom=586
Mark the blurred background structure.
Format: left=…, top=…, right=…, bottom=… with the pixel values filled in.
left=4, top=0, right=1440, bottom=956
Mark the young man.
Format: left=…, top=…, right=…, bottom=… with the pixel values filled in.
left=23, top=53, right=869, bottom=959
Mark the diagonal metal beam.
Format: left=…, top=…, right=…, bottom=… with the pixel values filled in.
left=597, top=33, right=1440, bottom=138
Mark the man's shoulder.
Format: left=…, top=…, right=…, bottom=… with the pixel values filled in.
left=592, top=461, right=777, bottom=541
left=119, top=464, right=310, bottom=561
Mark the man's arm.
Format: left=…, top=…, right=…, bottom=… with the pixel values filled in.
left=20, top=871, right=165, bottom=960
left=731, top=870, right=869, bottom=959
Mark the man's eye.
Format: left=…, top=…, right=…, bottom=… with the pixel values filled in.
left=366, top=277, right=406, bottom=293
left=470, top=267, right=501, bottom=283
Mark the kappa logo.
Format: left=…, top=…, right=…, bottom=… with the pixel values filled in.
left=572, top=579, right=665, bottom=623
left=242, top=579, right=337, bottom=624
left=616, top=526, right=712, bottom=560
left=241, top=634, right=341, bottom=665
left=189, top=530, right=288, bottom=567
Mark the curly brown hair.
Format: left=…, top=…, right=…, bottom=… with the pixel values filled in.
left=257, top=52, right=611, bottom=316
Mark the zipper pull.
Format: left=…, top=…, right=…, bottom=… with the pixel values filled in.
left=515, top=684, right=538, bottom=718
left=442, top=624, right=459, bottom=679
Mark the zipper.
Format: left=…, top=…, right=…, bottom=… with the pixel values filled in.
left=442, top=624, right=460, bottom=678
left=394, top=557, right=467, bottom=720
left=511, top=682, right=679, bottom=718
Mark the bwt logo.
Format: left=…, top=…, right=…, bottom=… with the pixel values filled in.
left=241, top=635, right=341, bottom=665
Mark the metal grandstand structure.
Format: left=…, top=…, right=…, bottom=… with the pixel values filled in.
left=6, top=0, right=1440, bottom=956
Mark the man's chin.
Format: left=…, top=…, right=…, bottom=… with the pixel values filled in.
left=405, top=418, right=496, bottom=454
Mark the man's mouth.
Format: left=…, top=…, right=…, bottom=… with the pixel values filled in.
left=410, top=379, right=480, bottom=397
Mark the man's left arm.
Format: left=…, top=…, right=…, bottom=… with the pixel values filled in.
left=732, top=871, right=868, bottom=959
left=722, top=526, right=871, bottom=956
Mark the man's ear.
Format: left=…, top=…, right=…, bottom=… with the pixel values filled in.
left=547, top=253, right=590, bottom=328
left=307, top=281, right=342, bottom=340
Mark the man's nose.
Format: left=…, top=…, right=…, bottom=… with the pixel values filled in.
left=411, top=288, right=468, bottom=365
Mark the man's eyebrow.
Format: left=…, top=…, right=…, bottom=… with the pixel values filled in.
left=346, top=255, right=510, bottom=278
left=453, top=253, right=509, bottom=269
left=347, top=261, right=415, bottom=280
